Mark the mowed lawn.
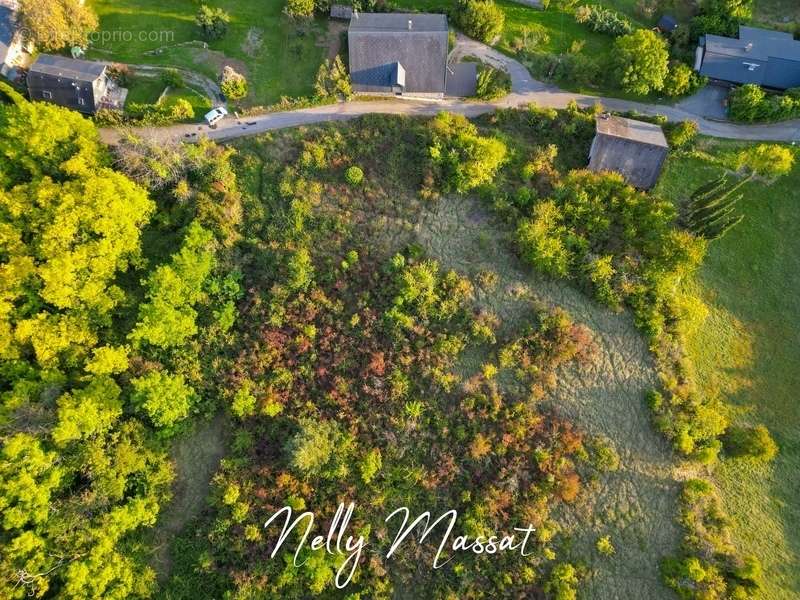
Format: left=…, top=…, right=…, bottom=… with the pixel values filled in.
left=87, top=0, right=328, bottom=106
left=657, top=139, right=800, bottom=599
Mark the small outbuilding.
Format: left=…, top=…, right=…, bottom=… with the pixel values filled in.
left=588, top=115, right=669, bottom=190
left=657, top=15, right=678, bottom=34
left=330, top=4, right=353, bottom=20
left=348, top=12, right=448, bottom=98
left=27, top=54, right=127, bottom=114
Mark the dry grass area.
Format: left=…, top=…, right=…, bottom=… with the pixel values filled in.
left=151, top=413, right=230, bottom=580
left=416, top=196, right=681, bottom=599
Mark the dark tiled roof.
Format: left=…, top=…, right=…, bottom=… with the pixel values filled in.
left=348, top=12, right=448, bottom=94
left=657, top=15, right=678, bottom=32
left=29, top=54, right=107, bottom=82
left=349, top=12, right=447, bottom=32
left=700, top=26, right=800, bottom=89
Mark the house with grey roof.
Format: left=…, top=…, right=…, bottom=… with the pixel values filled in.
left=696, top=26, right=800, bottom=91
left=348, top=12, right=448, bottom=98
left=588, top=115, right=669, bottom=190
left=0, top=0, right=24, bottom=77
left=27, top=54, right=127, bottom=114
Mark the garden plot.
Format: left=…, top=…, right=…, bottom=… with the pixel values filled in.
left=416, top=195, right=681, bottom=599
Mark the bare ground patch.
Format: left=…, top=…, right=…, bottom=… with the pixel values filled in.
left=188, top=47, right=250, bottom=80
left=415, top=196, right=682, bottom=599
left=319, top=21, right=348, bottom=61
left=151, top=412, right=230, bottom=581
left=241, top=28, right=264, bottom=58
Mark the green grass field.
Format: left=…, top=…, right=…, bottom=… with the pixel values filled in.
left=125, top=75, right=165, bottom=105
left=656, top=139, right=800, bottom=599
left=161, top=86, right=212, bottom=118
left=87, top=0, right=328, bottom=106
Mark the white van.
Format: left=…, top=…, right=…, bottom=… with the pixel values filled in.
left=204, top=106, right=228, bottom=128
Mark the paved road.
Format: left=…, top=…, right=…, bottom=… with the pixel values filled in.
left=100, top=35, right=800, bottom=145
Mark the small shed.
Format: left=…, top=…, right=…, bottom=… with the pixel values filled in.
left=588, top=115, right=669, bottom=190
left=330, top=4, right=353, bottom=20
left=657, top=15, right=678, bottom=34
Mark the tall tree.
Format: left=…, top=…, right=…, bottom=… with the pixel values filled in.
left=0, top=85, right=154, bottom=366
left=18, top=0, right=98, bottom=52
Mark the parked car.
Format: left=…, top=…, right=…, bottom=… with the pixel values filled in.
left=204, top=106, right=228, bottom=128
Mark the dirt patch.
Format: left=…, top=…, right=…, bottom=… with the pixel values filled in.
left=319, top=20, right=348, bottom=61
left=415, top=196, right=682, bottom=599
left=188, top=47, right=250, bottom=79
left=152, top=412, right=230, bottom=581
left=241, top=28, right=264, bottom=58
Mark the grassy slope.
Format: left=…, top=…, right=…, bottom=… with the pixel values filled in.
left=125, top=76, right=165, bottom=105
left=753, top=0, right=800, bottom=26
left=87, top=0, right=327, bottom=106
left=656, top=139, right=800, bottom=599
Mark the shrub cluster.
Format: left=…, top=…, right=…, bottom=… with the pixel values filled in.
left=574, top=4, right=633, bottom=36
left=313, top=55, right=352, bottom=99
left=185, top=119, right=599, bottom=596
left=729, top=84, right=800, bottom=123
left=662, top=479, right=764, bottom=599
left=474, top=64, right=512, bottom=100
left=455, top=0, right=505, bottom=44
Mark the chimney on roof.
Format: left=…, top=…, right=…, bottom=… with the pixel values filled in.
left=408, top=19, right=413, bottom=30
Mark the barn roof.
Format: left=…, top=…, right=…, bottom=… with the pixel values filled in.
left=595, top=115, right=668, bottom=148
left=29, top=54, right=107, bottom=82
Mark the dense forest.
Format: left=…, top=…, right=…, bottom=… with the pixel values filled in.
left=1, top=82, right=789, bottom=598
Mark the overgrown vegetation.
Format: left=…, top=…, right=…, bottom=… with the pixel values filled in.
left=0, top=83, right=240, bottom=598
left=474, top=64, right=512, bottom=100
left=729, top=84, right=800, bottom=123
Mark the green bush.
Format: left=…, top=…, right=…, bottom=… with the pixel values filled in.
left=195, top=4, right=230, bottom=40
left=574, top=4, right=632, bottom=36
left=662, top=62, right=695, bottom=97
left=666, top=120, right=699, bottom=149
left=344, top=165, right=364, bottom=185
left=729, top=84, right=800, bottom=123
left=284, top=0, right=314, bottom=17
left=474, top=65, right=511, bottom=100
left=455, top=0, right=505, bottom=44
left=314, top=56, right=351, bottom=99
left=161, top=68, right=184, bottom=88
left=426, top=112, right=507, bottom=194
left=131, top=371, right=196, bottom=430
left=723, top=425, right=779, bottom=461
left=220, top=66, right=248, bottom=101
